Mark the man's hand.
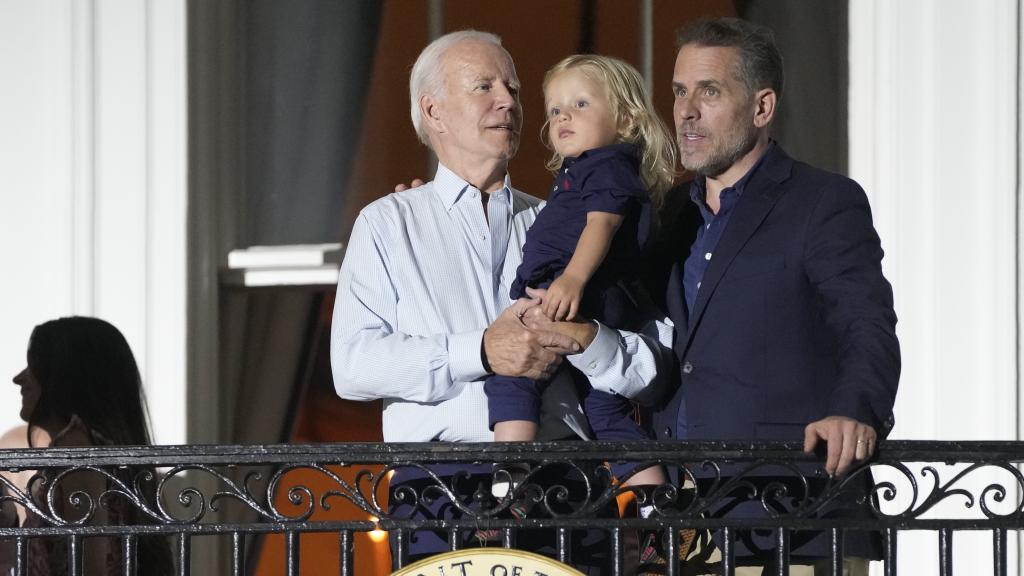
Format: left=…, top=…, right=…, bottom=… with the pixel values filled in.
left=394, top=178, right=426, bottom=193
left=484, top=303, right=581, bottom=380
left=523, top=287, right=598, bottom=349
left=542, top=273, right=585, bottom=321
left=803, top=415, right=877, bottom=476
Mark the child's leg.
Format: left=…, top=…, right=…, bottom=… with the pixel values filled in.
left=582, top=388, right=667, bottom=498
left=583, top=390, right=699, bottom=570
left=581, top=388, right=647, bottom=442
left=484, top=375, right=543, bottom=441
left=629, top=463, right=668, bottom=486
left=483, top=375, right=542, bottom=508
left=493, top=420, right=537, bottom=441
left=577, top=284, right=667, bottom=485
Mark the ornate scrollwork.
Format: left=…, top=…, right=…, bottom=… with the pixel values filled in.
left=864, top=459, right=1024, bottom=521
left=1, top=442, right=1024, bottom=532
left=0, top=472, right=61, bottom=526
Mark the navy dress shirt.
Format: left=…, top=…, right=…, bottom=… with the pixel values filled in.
left=682, top=144, right=773, bottom=322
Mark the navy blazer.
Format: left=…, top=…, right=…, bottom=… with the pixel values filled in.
left=647, top=145, right=900, bottom=443
left=642, top=146, right=900, bottom=560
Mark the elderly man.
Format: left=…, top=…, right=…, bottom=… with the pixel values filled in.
left=331, top=30, right=670, bottom=573
left=644, top=18, right=900, bottom=575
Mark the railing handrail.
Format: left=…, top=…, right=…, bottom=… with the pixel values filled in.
left=2, top=440, right=1022, bottom=574
left=1, top=440, right=1023, bottom=468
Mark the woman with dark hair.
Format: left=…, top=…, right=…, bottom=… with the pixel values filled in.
left=0, top=316, right=173, bottom=575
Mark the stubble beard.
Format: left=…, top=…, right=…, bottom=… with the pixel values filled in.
left=677, top=119, right=759, bottom=178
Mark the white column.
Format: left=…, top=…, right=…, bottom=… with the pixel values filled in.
left=142, top=0, right=188, bottom=446
left=0, top=0, right=187, bottom=445
left=93, top=0, right=150, bottom=408
left=849, top=1, right=1019, bottom=573
left=0, top=1, right=78, bottom=426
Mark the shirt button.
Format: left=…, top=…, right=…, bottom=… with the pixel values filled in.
left=704, top=252, right=712, bottom=260
left=479, top=234, right=486, bottom=240
left=663, top=427, right=673, bottom=438
left=587, top=361, right=597, bottom=369
left=682, top=361, right=693, bottom=374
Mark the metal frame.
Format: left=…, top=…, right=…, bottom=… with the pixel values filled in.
left=1, top=440, right=1022, bottom=575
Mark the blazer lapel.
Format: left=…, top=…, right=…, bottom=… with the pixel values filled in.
left=682, top=147, right=794, bottom=352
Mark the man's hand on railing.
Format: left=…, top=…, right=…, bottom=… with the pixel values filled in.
left=803, top=415, right=877, bottom=476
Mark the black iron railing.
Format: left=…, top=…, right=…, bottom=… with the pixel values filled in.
left=1, top=441, right=1022, bottom=575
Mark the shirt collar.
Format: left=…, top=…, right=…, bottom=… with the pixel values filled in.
left=434, top=162, right=513, bottom=211
left=689, top=140, right=775, bottom=209
left=562, top=142, right=637, bottom=170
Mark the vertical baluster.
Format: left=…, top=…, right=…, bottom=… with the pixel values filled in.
left=830, top=528, right=844, bottom=576
left=938, top=528, right=952, bottom=576
left=774, top=529, right=790, bottom=576
left=556, top=527, right=570, bottom=566
left=665, top=526, right=679, bottom=576
left=177, top=533, right=191, bottom=576
left=608, top=526, right=624, bottom=576
left=502, top=527, right=516, bottom=549
left=122, top=534, right=138, bottom=576
left=883, top=528, right=898, bottom=576
left=722, top=527, right=735, bottom=576
left=393, top=529, right=408, bottom=569
left=67, top=534, right=83, bottom=576
left=231, top=532, right=245, bottom=576
left=448, top=527, right=461, bottom=551
left=285, top=531, right=300, bottom=576
left=14, top=536, right=26, bottom=576
left=993, top=528, right=1007, bottom=576
left=338, top=530, right=353, bottom=576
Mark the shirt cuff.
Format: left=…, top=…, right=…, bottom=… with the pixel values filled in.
left=568, top=321, right=618, bottom=392
left=448, top=329, right=489, bottom=382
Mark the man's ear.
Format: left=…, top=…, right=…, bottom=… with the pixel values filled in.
left=752, top=88, right=777, bottom=128
left=421, top=94, right=445, bottom=133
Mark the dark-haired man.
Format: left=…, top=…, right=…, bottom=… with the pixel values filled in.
left=645, top=17, right=900, bottom=575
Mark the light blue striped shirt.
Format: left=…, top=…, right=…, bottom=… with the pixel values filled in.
left=331, top=164, right=673, bottom=442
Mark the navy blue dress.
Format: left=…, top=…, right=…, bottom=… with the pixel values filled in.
left=486, top=143, right=654, bottom=442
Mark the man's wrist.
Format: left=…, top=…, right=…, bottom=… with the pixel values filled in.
left=565, top=319, right=599, bottom=350
left=540, top=318, right=598, bottom=352
left=448, top=329, right=490, bottom=381
left=480, top=329, right=493, bottom=374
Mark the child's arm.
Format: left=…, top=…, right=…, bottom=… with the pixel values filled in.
left=543, top=211, right=623, bottom=321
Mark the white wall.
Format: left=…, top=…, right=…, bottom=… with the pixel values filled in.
left=0, top=0, right=187, bottom=445
left=1, top=0, right=1022, bottom=568
left=849, top=0, right=1020, bottom=573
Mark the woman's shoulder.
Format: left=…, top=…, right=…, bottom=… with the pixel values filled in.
left=0, top=424, right=37, bottom=449
left=0, top=424, right=28, bottom=448
left=0, top=418, right=109, bottom=449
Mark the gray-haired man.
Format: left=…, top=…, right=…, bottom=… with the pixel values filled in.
left=331, top=30, right=671, bottom=574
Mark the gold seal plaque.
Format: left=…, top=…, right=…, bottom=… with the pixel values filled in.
left=391, top=548, right=585, bottom=576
